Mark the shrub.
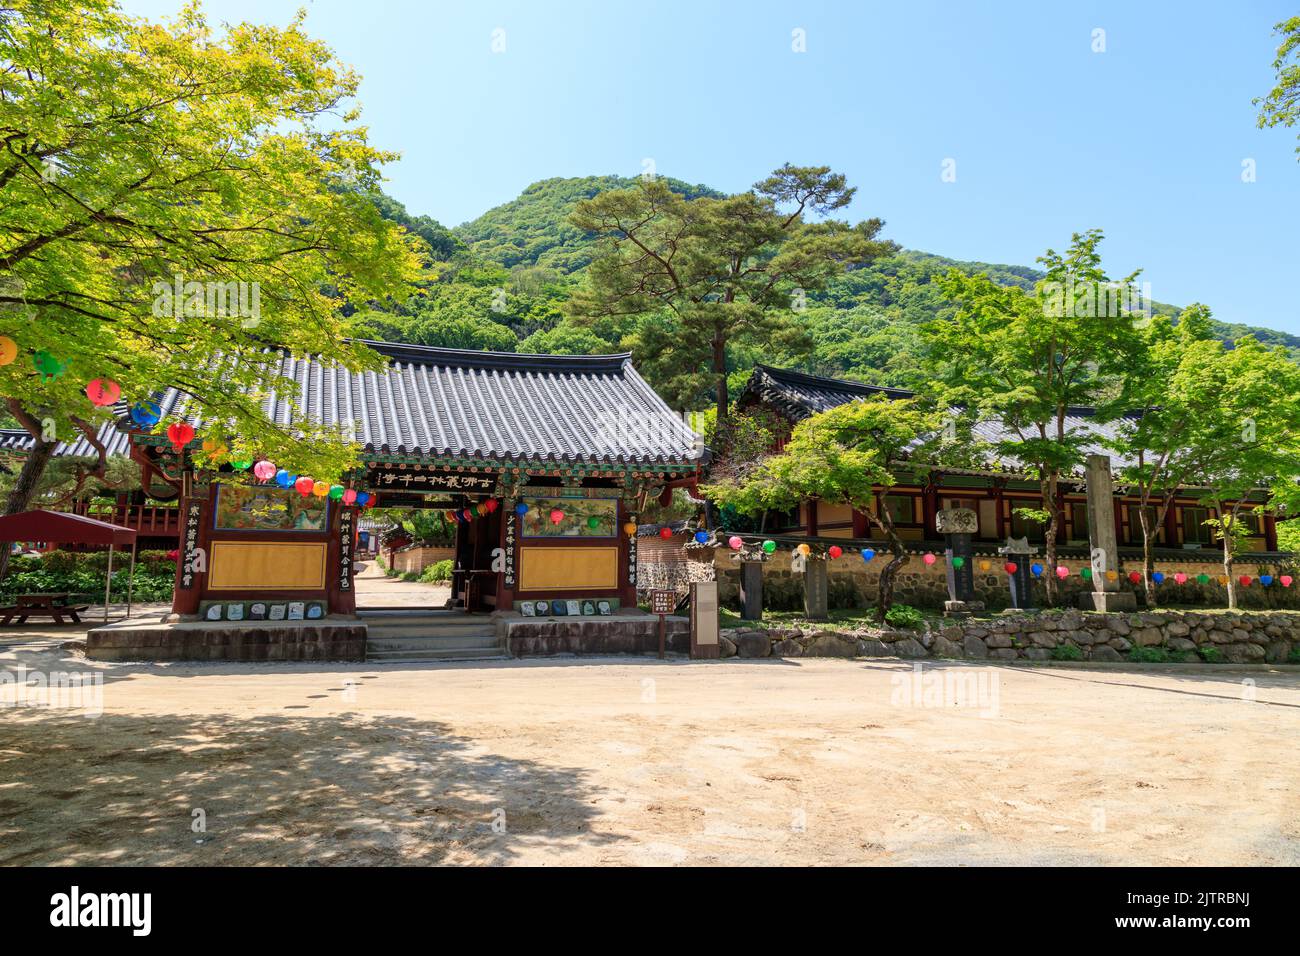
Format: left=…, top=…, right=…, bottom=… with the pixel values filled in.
left=1198, top=645, right=1223, bottom=664
left=1288, top=647, right=1300, bottom=665
left=1129, top=646, right=1170, bottom=664
left=884, top=603, right=924, bottom=629
left=420, top=559, right=453, bottom=584
left=1051, top=643, right=1083, bottom=661
left=400, top=571, right=419, bottom=582
left=0, top=549, right=177, bottom=603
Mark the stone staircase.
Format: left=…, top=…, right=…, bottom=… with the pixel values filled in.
left=359, top=610, right=506, bottom=662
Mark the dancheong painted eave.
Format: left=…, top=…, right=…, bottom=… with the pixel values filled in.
left=3, top=341, right=708, bottom=470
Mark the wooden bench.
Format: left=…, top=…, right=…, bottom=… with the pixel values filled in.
left=0, top=593, right=89, bottom=625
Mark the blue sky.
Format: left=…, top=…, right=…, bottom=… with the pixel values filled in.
left=122, top=0, right=1300, bottom=333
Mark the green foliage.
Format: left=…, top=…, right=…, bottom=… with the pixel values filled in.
left=401, top=511, right=455, bottom=547
left=0, top=549, right=175, bottom=602
left=420, top=559, right=453, bottom=583
left=1051, top=643, right=1083, bottom=661
left=1198, top=645, right=1223, bottom=664
left=1287, top=647, right=1300, bottom=664
left=1129, top=646, right=1171, bottom=663
left=884, top=603, right=924, bottom=629
left=1257, top=15, right=1300, bottom=159
left=400, top=571, right=419, bottom=582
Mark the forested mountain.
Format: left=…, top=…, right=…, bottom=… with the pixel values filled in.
left=362, top=174, right=1300, bottom=404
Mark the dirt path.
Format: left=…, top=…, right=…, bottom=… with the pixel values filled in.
left=354, top=559, right=451, bottom=607
left=3, top=642, right=1298, bottom=866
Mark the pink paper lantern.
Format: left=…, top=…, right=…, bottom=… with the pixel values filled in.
left=728, top=535, right=743, bottom=550
left=1174, top=572, right=1187, bottom=584
left=550, top=508, right=565, bottom=525
left=253, top=459, right=276, bottom=482
left=1055, top=566, right=1069, bottom=579
left=342, top=489, right=357, bottom=505
left=85, top=378, right=121, bottom=407
left=1282, top=575, right=1293, bottom=588
left=922, top=552, right=936, bottom=565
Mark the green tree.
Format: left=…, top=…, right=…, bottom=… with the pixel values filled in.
left=705, top=395, right=941, bottom=621
left=925, top=230, right=1142, bottom=606
left=567, top=165, right=895, bottom=424
left=1256, top=15, right=1300, bottom=159
left=0, top=1, right=422, bottom=540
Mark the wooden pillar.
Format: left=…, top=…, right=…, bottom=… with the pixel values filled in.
left=806, top=500, right=818, bottom=536
left=1163, top=502, right=1179, bottom=546
left=993, top=479, right=1007, bottom=541
left=922, top=474, right=940, bottom=540
left=1265, top=513, right=1278, bottom=552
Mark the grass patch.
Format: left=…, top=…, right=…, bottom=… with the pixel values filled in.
left=1050, top=643, right=1083, bottom=661
left=1198, top=645, right=1224, bottom=664
left=1128, top=646, right=1170, bottom=663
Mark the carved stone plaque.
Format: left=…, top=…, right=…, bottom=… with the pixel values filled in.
left=935, top=507, right=978, bottom=535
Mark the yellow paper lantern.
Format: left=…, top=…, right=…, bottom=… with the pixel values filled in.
left=797, top=543, right=811, bottom=556
left=623, top=522, right=637, bottom=537
left=979, top=560, right=991, bottom=571
left=1218, top=575, right=1229, bottom=584
left=312, top=480, right=329, bottom=497
left=1105, top=570, right=1118, bottom=581
left=0, top=335, right=16, bottom=366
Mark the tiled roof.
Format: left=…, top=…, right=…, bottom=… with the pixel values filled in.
left=738, top=364, right=1134, bottom=475
left=0, top=421, right=132, bottom=459
left=3, top=342, right=706, bottom=469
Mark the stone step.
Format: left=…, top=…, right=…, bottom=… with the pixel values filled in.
left=366, top=633, right=501, bottom=652
left=365, top=647, right=509, bottom=662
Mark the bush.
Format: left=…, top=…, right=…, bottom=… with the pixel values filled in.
left=0, top=549, right=176, bottom=603
left=884, top=603, right=924, bottom=629
left=420, top=559, right=453, bottom=584
left=1288, top=647, right=1300, bottom=665
left=400, top=571, right=420, bottom=582
left=1129, top=646, right=1170, bottom=664
left=1051, top=643, right=1083, bottom=661
left=1198, top=645, right=1223, bottom=664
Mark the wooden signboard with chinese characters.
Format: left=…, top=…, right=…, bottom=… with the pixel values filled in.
left=368, top=468, right=499, bottom=495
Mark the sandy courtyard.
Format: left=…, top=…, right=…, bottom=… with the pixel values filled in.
left=2, top=636, right=1299, bottom=866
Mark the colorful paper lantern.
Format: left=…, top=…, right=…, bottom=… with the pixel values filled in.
left=1152, top=572, right=1165, bottom=584
left=1282, top=575, right=1293, bottom=588
left=762, top=540, right=777, bottom=554
left=590, top=516, right=603, bottom=531
left=1128, top=571, right=1142, bottom=584
left=1218, top=575, right=1229, bottom=585
left=329, top=485, right=344, bottom=501
left=1081, top=567, right=1092, bottom=579
left=625, top=522, right=639, bottom=537
left=694, top=530, right=709, bottom=544
left=275, top=469, right=291, bottom=488
left=33, top=350, right=65, bottom=379
left=1055, top=565, right=1069, bottom=579
left=356, top=492, right=370, bottom=507
left=659, top=526, right=673, bottom=540
left=85, top=378, right=120, bottom=407
left=550, top=508, right=566, bottom=525
left=728, top=535, right=743, bottom=550
left=484, top=499, right=499, bottom=513
left=231, top=459, right=251, bottom=471
left=129, top=401, right=161, bottom=427
left=166, top=421, right=195, bottom=450
left=0, top=335, right=16, bottom=366
left=1031, top=563, right=1044, bottom=577
left=1004, top=562, right=1017, bottom=574
left=1175, top=572, right=1188, bottom=584
left=294, top=476, right=314, bottom=496
left=979, top=560, right=990, bottom=571
left=343, top=489, right=357, bottom=505
left=1105, top=571, right=1118, bottom=582
left=921, top=552, right=935, bottom=566
left=313, top=481, right=330, bottom=498
left=1195, top=573, right=1208, bottom=584
left=1261, top=574, right=1274, bottom=586
left=201, top=438, right=227, bottom=458
left=1239, top=575, right=1252, bottom=587
left=950, top=555, right=964, bottom=568
left=253, top=460, right=276, bottom=482
left=828, top=545, right=843, bottom=559
left=515, top=503, right=529, bottom=516
left=797, top=543, right=811, bottom=556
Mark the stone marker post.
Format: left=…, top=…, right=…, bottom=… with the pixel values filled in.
left=1079, top=454, right=1137, bottom=611
left=802, top=554, right=829, bottom=621
left=936, top=507, right=984, bottom=617
left=998, top=536, right=1037, bottom=610
left=736, top=546, right=767, bottom=622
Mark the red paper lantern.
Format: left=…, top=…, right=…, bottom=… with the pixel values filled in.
left=550, top=508, right=565, bottom=525
left=294, top=476, right=314, bottom=496
left=444, top=510, right=456, bottom=523
left=659, top=527, right=673, bottom=540
left=1003, top=562, right=1017, bottom=574
left=1128, top=571, right=1142, bottom=584
left=1239, top=575, right=1252, bottom=587
left=828, top=545, right=842, bottom=559
left=85, top=378, right=121, bottom=407
left=484, top=499, right=499, bottom=513
left=1282, top=575, right=1293, bottom=588
left=462, top=509, right=474, bottom=521
left=166, top=421, right=195, bottom=450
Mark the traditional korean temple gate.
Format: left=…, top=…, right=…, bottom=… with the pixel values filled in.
left=85, top=342, right=706, bottom=660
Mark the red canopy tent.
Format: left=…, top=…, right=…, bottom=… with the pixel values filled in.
left=0, top=510, right=140, bottom=622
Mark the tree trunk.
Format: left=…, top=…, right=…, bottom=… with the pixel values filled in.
left=0, top=437, right=56, bottom=582
left=1223, top=532, right=1236, bottom=610
left=1042, top=474, right=1059, bottom=607
left=712, top=334, right=728, bottom=424
left=1139, top=506, right=1157, bottom=607
left=872, top=510, right=910, bottom=623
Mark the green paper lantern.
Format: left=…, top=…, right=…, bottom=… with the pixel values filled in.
left=33, top=350, right=66, bottom=378
left=231, top=459, right=251, bottom=471
left=1197, top=573, right=1209, bottom=584
left=762, top=539, right=777, bottom=554
left=1081, top=567, right=1092, bottom=580
left=951, top=556, right=964, bottom=569
left=586, top=515, right=600, bottom=530
left=328, top=484, right=344, bottom=500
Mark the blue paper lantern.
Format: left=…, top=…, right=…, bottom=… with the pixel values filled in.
left=515, top=503, right=529, bottom=516
left=356, top=492, right=370, bottom=507
left=1261, top=574, right=1274, bottom=586
left=861, top=549, right=875, bottom=562
left=1030, top=563, right=1043, bottom=576
left=129, top=401, right=161, bottom=427
left=694, top=530, right=709, bottom=544
left=275, top=469, right=292, bottom=488
left=1152, top=572, right=1165, bottom=584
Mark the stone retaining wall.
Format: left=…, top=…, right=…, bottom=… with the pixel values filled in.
left=390, top=545, right=455, bottom=575
left=721, top=609, right=1300, bottom=665
left=503, top=615, right=690, bottom=657
left=86, top=622, right=368, bottom=661
left=712, top=548, right=1300, bottom=613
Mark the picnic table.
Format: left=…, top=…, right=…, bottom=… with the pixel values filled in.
left=0, top=592, right=89, bottom=625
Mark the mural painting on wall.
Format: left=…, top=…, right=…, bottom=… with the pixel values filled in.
left=521, top=497, right=617, bottom=537
left=214, top=484, right=329, bottom=532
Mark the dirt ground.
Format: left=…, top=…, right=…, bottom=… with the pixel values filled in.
left=3, top=631, right=1299, bottom=867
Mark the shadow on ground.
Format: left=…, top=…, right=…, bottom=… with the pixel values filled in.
left=0, top=709, right=619, bottom=866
